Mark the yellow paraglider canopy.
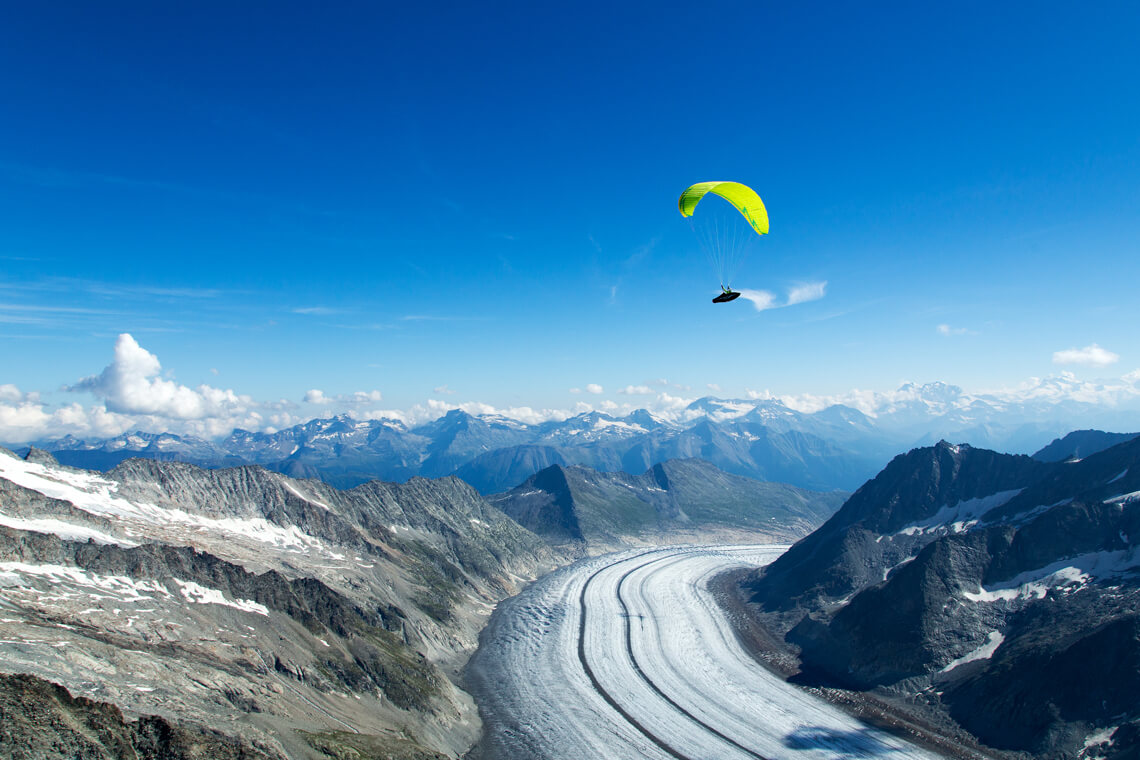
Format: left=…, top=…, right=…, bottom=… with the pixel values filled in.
left=678, top=181, right=769, bottom=236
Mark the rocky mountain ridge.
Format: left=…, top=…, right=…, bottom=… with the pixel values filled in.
left=491, top=458, right=846, bottom=552
left=743, top=437, right=1140, bottom=759
left=0, top=446, right=555, bottom=759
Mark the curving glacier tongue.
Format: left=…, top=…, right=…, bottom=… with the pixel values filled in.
left=467, top=545, right=944, bottom=760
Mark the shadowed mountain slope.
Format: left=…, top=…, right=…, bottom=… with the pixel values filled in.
left=743, top=436, right=1140, bottom=759
left=491, top=458, right=845, bottom=551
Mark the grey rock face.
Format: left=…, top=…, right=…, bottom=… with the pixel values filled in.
left=0, top=672, right=284, bottom=760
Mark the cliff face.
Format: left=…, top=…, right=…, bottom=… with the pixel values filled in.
left=744, top=438, right=1140, bottom=759
left=0, top=448, right=554, bottom=759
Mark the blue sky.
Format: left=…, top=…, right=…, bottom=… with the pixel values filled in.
left=2, top=2, right=1139, bottom=440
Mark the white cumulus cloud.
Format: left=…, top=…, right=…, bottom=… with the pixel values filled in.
left=69, top=334, right=250, bottom=420
left=0, top=334, right=311, bottom=443
left=1052, top=344, right=1120, bottom=367
left=304, top=389, right=331, bottom=404
left=618, top=385, right=654, bottom=395
left=347, top=390, right=383, bottom=404
left=0, top=384, right=39, bottom=404
left=585, top=384, right=604, bottom=395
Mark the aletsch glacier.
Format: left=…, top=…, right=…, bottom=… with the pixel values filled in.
left=466, top=545, right=943, bottom=760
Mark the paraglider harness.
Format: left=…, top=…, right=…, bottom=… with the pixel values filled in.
left=712, top=286, right=740, bottom=304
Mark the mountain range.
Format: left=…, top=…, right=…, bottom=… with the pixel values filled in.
left=0, top=444, right=838, bottom=758
left=25, top=381, right=1140, bottom=496
left=742, top=430, right=1140, bottom=759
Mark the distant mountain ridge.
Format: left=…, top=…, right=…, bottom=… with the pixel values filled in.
left=23, top=384, right=1140, bottom=498
left=743, top=436, right=1140, bottom=759
left=29, top=403, right=891, bottom=493
left=1031, top=428, right=1139, bottom=462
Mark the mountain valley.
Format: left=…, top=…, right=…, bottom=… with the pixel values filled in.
left=0, top=445, right=833, bottom=758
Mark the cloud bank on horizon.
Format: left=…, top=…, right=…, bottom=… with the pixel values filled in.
left=1, top=333, right=1139, bottom=445
left=1053, top=344, right=1120, bottom=367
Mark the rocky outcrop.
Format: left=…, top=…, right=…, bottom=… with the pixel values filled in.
left=0, top=672, right=283, bottom=760
left=747, top=442, right=1050, bottom=611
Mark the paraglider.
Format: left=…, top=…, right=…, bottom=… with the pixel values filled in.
left=678, top=181, right=768, bottom=303
left=712, top=287, right=740, bottom=304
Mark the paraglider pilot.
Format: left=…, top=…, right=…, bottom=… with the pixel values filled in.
left=712, top=286, right=740, bottom=304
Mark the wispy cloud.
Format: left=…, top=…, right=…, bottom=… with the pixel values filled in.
left=0, top=303, right=122, bottom=315
left=330, top=322, right=395, bottom=331
left=85, top=283, right=226, bottom=299
left=0, top=302, right=129, bottom=327
left=738, top=289, right=778, bottom=311
left=433, top=384, right=456, bottom=395
left=739, top=281, right=828, bottom=313
left=937, top=324, right=971, bottom=336
left=786, top=282, right=827, bottom=305
left=293, top=306, right=339, bottom=315
left=400, top=314, right=489, bottom=322
left=304, top=389, right=382, bottom=405
left=1052, top=344, right=1119, bottom=367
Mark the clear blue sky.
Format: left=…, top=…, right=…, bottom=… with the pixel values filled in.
left=2, top=2, right=1139, bottom=437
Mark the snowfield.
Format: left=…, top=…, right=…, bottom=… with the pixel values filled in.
left=468, top=545, right=944, bottom=760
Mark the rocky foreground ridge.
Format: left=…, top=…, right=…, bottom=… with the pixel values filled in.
left=0, top=447, right=555, bottom=759
left=743, top=433, right=1140, bottom=759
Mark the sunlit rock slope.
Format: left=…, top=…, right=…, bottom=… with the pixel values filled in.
left=0, top=447, right=554, bottom=759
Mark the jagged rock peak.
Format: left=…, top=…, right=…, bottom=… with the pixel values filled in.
left=22, top=447, right=58, bottom=466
